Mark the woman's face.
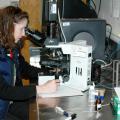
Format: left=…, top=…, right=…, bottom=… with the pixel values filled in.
left=14, top=18, right=28, bottom=43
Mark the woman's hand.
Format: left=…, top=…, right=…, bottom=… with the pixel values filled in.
left=36, top=79, right=60, bottom=94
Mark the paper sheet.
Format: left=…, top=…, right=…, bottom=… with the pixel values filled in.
left=38, top=85, right=83, bottom=98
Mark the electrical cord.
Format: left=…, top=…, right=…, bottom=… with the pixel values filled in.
left=97, top=0, right=101, bottom=15
left=57, top=8, right=67, bottom=43
left=104, top=23, right=113, bottom=62
left=106, top=24, right=112, bottom=42
left=93, top=59, right=107, bottom=65
left=105, top=30, right=112, bottom=52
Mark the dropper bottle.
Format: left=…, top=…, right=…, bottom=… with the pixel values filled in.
left=88, top=82, right=96, bottom=103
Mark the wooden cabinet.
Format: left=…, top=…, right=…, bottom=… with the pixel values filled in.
left=19, top=0, right=42, bottom=63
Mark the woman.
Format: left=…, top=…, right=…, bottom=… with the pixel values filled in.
left=0, top=6, right=60, bottom=120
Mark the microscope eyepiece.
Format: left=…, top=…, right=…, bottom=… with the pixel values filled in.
left=25, top=27, right=42, bottom=41
left=25, top=27, right=46, bottom=46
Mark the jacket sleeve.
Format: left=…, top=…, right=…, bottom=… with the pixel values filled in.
left=19, top=55, right=50, bottom=83
left=0, top=73, right=36, bottom=101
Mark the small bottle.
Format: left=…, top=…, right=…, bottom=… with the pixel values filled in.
left=88, top=85, right=96, bottom=103
left=95, top=96, right=102, bottom=111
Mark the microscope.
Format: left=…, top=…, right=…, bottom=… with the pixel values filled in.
left=25, top=0, right=93, bottom=91
left=39, top=41, right=92, bottom=91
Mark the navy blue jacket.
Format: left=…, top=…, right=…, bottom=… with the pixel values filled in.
left=0, top=47, right=45, bottom=119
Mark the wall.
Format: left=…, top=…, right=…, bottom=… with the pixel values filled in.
left=0, top=0, right=19, bottom=7
left=95, top=0, right=120, bottom=43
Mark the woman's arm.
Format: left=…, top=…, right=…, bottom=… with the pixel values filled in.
left=19, top=55, right=59, bottom=83
left=0, top=74, right=36, bottom=101
left=0, top=74, right=60, bottom=101
left=19, top=55, right=46, bottom=83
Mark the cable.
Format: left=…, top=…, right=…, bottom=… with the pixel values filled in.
left=57, top=8, right=67, bottom=43
left=101, top=62, right=112, bottom=69
left=106, top=24, right=112, bottom=50
left=104, top=23, right=113, bottom=63
left=97, top=0, right=101, bottom=15
left=93, top=59, right=107, bottom=65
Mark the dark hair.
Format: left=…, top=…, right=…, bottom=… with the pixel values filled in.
left=0, top=6, right=29, bottom=49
